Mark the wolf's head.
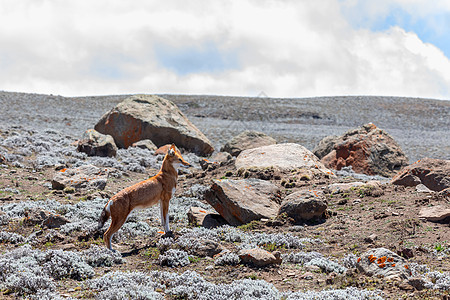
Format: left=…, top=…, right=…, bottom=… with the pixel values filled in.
left=167, top=144, right=190, bottom=169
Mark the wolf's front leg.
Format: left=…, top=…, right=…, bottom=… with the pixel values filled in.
left=160, top=198, right=171, bottom=234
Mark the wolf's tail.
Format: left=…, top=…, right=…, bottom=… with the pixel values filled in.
left=97, top=200, right=111, bottom=230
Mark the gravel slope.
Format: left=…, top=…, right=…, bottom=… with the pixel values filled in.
left=1, top=91, right=448, bottom=162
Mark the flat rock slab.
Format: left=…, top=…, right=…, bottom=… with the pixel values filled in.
left=356, top=248, right=411, bottom=280
left=235, top=143, right=334, bottom=176
left=52, top=164, right=108, bottom=191
left=419, top=205, right=450, bottom=222
left=95, top=94, right=214, bottom=156
left=392, top=157, right=450, bottom=192
left=204, top=179, right=280, bottom=226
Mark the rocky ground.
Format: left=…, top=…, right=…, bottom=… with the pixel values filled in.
left=0, top=91, right=449, bottom=299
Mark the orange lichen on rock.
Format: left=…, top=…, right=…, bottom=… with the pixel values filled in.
left=357, top=257, right=361, bottom=263
left=378, top=263, right=386, bottom=268
left=387, top=257, right=394, bottom=263
left=377, top=256, right=387, bottom=264
left=368, top=255, right=377, bottom=263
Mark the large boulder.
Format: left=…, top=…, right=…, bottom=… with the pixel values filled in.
left=418, top=205, right=450, bottom=222
left=77, top=129, right=118, bottom=157
left=391, top=158, right=450, bottom=192
left=319, top=123, right=408, bottom=177
left=278, top=190, right=327, bottom=222
left=94, top=95, right=214, bottom=156
left=235, top=143, right=334, bottom=176
left=204, top=179, right=280, bottom=226
left=221, top=130, right=276, bottom=156
left=356, top=248, right=412, bottom=280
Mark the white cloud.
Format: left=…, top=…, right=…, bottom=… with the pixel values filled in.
left=0, top=0, right=449, bottom=99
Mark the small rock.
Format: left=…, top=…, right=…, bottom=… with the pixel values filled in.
left=189, top=239, right=223, bottom=257
left=238, top=248, right=282, bottom=267
left=300, top=272, right=314, bottom=280
left=357, top=247, right=411, bottom=280
left=77, top=129, right=117, bottom=157
left=187, top=207, right=228, bottom=229
left=132, top=139, right=157, bottom=151
left=278, top=190, right=327, bottom=222
left=222, top=130, right=277, bottom=156
left=407, top=277, right=427, bottom=291
left=52, top=164, right=108, bottom=191
left=24, top=208, right=70, bottom=229
left=364, top=233, right=378, bottom=243
left=416, top=184, right=432, bottom=193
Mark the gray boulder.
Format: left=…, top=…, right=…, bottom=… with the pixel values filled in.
left=236, top=143, right=334, bottom=176
left=356, top=248, right=411, bottom=280
left=204, top=179, right=280, bottom=226
left=52, top=164, right=108, bottom=191
left=77, top=129, right=117, bottom=157
left=95, top=94, right=214, bottom=156
left=278, top=190, right=327, bottom=222
left=222, top=130, right=276, bottom=156
left=187, top=207, right=228, bottom=228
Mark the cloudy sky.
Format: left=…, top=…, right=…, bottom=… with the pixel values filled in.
left=1, top=0, right=450, bottom=99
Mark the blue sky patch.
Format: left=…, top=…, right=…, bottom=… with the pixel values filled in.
left=341, top=3, right=450, bottom=58
left=154, top=42, right=239, bottom=76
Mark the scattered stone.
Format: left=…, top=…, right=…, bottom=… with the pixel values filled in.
left=418, top=205, right=450, bottom=222
left=52, top=164, right=108, bottom=191
left=187, top=207, right=228, bottom=228
left=364, top=233, right=378, bottom=243
left=407, top=277, right=428, bottom=291
left=391, top=158, right=450, bottom=192
left=77, top=129, right=117, bottom=157
left=416, top=184, right=432, bottom=193
left=237, top=248, right=282, bottom=267
left=94, top=94, right=214, bottom=155
left=204, top=179, right=280, bottom=226
left=132, top=139, right=157, bottom=151
left=278, top=190, right=327, bottom=222
left=300, top=272, right=314, bottom=280
left=24, top=208, right=70, bottom=229
left=189, top=239, right=223, bottom=257
left=320, top=123, right=408, bottom=177
left=236, top=143, right=334, bottom=177
left=357, top=248, right=411, bottom=280
left=211, top=152, right=233, bottom=165
left=221, top=130, right=277, bottom=156
left=397, top=248, right=414, bottom=259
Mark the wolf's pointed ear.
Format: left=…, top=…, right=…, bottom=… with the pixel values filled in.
left=168, top=148, right=175, bottom=156
left=170, top=143, right=176, bottom=149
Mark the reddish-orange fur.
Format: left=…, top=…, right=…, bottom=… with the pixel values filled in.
left=98, top=144, right=189, bottom=250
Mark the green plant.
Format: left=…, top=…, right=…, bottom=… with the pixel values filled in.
left=434, top=243, right=444, bottom=252
left=188, top=256, right=201, bottom=263
left=238, top=220, right=261, bottom=231
left=246, top=273, right=260, bottom=280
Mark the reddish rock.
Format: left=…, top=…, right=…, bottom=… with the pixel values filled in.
left=95, top=95, right=214, bottom=156
left=391, top=158, right=450, bottom=192
left=320, top=123, right=408, bottom=177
